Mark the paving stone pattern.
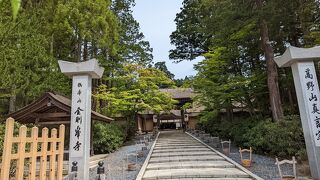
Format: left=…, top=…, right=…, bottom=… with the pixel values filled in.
left=142, top=131, right=254, bottom=180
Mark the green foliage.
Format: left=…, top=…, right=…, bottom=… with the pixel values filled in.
left=199, top=113, right=306, bottom=159
left=169, top=0, right=209, bottom=61
left=92, top=122, right=125, bottom=154
left=244, top=116, right=305, bottom=157
left=0, top=0, right=153, bottom=115
left=112, top=0, right=153, bottom=66
left=10, top=0, right=21, bottom=20
left=94, top=64, right=177, bottom=117
left=174, top=76, right=193, bottom=87
left=154, top=61, right=175, bottom=80
left=0, top=123, right=6, bottom=155
left=193, top=46, right=267, bottom=115
left=0, top=0, right=71, bottom=110
left=53, top=0, right=119, bottom=62
left=171, top=0, right=320, bottom=120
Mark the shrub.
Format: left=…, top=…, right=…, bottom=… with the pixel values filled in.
left=0, top=122, right=5, bottom=155
left=244, top=116, right=305, bottom=157
left=199, top=113, right=306, bottom=159
left=92, top=122, right=126, bottom=154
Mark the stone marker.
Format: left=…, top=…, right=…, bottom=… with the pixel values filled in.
left=58, top=59, right=104, bottom=180
left=275, top=46, right=320, bottom=179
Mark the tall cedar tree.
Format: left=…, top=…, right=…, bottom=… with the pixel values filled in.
left=170, top=0, right=320, bottom=121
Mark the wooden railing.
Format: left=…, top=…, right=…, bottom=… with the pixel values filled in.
left=0, top=117, right=65, bottom=180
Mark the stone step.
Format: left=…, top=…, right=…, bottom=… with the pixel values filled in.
left=142, top=167, right=251, bottom=179
left=149, top=155, right=224, bottom=163
left=156, top=142, right=200, bottom=145
left=154, top=144, right=202, bottom=147
left=146, top=161, right=236, bottom=170
left=154, top=147, right=205, bottom=151
left=155, top=143, right=203, bottom=146
left=141, top=131, right=259, bottom=180
left=151, top=151, right=217, bottom=157
left=155, top=144, right=202, bottom=147
left=153, top=148, right=210, bottom=153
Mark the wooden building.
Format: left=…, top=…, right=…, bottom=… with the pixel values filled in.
left=7, top=92, right=113, bottom=155
left=136, top=88, right=203, bottom=132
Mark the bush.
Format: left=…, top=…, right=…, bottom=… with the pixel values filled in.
left=244, top=116, right=305, bottom=157
left=199, top=113, right=306, bottom=159
left=0, top=122, right=5, bottom=155
left=93, top=122, right=126, bottom=154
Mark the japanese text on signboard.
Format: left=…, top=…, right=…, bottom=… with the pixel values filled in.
left=303, top=67, right=320, bottom=146
left=70, top=78, right=86, bottom=156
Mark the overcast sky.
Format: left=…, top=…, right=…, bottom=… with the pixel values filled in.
left=132, top=0, right=202, bottom=79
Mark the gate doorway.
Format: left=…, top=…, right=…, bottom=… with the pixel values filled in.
left=159, top=119, right=182, bottom=130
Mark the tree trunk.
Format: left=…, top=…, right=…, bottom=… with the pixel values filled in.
left=83, top=40, right=88, bottom=61
left=226, top=100, right=234, bottom=121
left=50, top=34, right=54, bottom=55
left=9, top=94, right=16, bottom=113
left=246, top=95, right=255, bottom=118
left=259, top=19, right=284, bottom=121
left=75, top=30, right=82, bottom=62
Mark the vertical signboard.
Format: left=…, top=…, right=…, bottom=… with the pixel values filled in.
left=69, top=75, right=92, bottom=180
left=298, top=63, right=320, bottom=146
left=58, top=59, right=104, bottom=180
left=275, top=46, right=320, bottom=179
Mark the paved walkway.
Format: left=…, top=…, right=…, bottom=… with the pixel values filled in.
left=140, top=131, right=259, bottom=180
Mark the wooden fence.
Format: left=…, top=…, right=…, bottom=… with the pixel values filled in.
left=0, top=117, right=65, bottom=180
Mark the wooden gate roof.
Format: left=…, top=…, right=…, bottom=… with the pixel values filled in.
left=8, top=92, right=113, bottom=124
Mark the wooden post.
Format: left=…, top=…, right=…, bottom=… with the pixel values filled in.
left=57, top=125, right=65, bottom=180
left=16, top=125, right=27, bottom=180
left=0, top=118, right=14, bottom=180
left=29, top=126, right=39, bottom=180
left=49, top=128, right=57, bottom=180
left=40, top=127, right=49, bottom=180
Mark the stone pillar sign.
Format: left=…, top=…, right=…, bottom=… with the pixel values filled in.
left=275, top=46, right=320, bottom=179
left=58, top=59, right=104, bottom=180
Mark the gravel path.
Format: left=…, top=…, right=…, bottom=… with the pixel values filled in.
left=227, top=145, right=289, bottom=180
left=90, top=134, right=154, bottom=180
left=206, top=139, right=312, bottom=180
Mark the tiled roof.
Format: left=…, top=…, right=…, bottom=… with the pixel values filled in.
left=8, top=92, right=113, bottom=123
left=160, top=88, right=194, bottom=99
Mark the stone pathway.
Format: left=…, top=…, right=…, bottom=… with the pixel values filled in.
left=140, top=131, right=261, bottom=180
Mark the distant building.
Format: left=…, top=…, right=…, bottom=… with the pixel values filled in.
left=136, top=88, right=204, bottom=132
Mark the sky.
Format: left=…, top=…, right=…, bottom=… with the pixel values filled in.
left=132, top=0, right=202, bottom=79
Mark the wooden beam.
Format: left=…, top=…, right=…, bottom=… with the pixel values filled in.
left=31, top=112, right=70, bottom=118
